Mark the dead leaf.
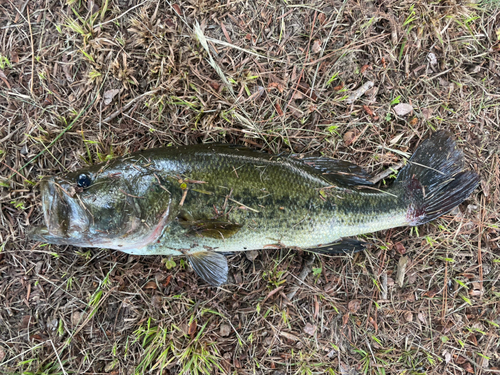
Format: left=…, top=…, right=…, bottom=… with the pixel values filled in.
left=417, top=312, right=426, bottom=324
left=455, top=355, right=467, bottom=365
left=303, top=323, right=317, bottom=336
left=396, top=256, right=409, bottom=287
left=394, top=242, right=406, bottom=255
left=346, top=81, right=374, bottom=104
left=220, top=323, right=231, bottom=337
left=268, top=82, right=285, bottom=93
left=343, top=130, right=358, bottom=146
left=280, top=331, right=300, bottom=342
left=393, top=103, right=413, bottom=116
left=245, top=250, right=259, bottom=262
left=368, top=316, right=378, bottom=331
left=0, top=346, right=5, bottom=362
left=463, top=362, right=474, bottom=373
left=333, top=82, right=344, bottom=91
left=0, top=69, right=11, bottom=89
left=403, top=311, right=413, bottom=322
left=427, top=52, right=437, bottom=66
left=348, top=299, right=361, bottom=313
left=423, top=286, right=439, bottom=298
left=312, top=40, right=322, bottom=54
left=71, top=311, right=84, bottom=326
left=422, top=107, right=433, bottom=119
left=172, top=3, right=182, bottom=15
left=360, top=64, right=371, bottom=74
left=318, top=13, right=326, bottom=25
left=143, top=281, right=157, bottom=290
left=103, top=89, right=120, bottom=105
left=443, top=350, right=452, bottom=364
left=163, top=275, right=172, bottom=287
left=188, top=320, right=197, bottom=339
left=274, top=102, right=283, bottom=116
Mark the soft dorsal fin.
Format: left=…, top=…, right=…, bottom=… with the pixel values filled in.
left=187, top=251, right=228, bottom=286
left=299, top=157, right=374, bottom=187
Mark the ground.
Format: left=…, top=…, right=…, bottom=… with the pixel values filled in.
left=0, top=0, right=499, bottom=374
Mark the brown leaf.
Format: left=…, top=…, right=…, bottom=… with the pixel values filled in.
left=463, top=362, right=474, bottom=373
left=312, top=39, right=322, bottom=54
left=172, top=3, right=182, bottom=15
left=409, top=117, right=419, bottom=126
left=368, top=316, right=378, bottom=331
left=360, top=64, right=371, bottom=74
left=393, top=103, right=413, bottom=116
left=163, top=275, right=172, bottom=287
left=394, top=242, right=406, bottom=255
left=220, top=323, right=231, bottom=337
left=333, top=82, right=344, bottom=91
left=403, top=311, right=413, bottom=322
left=318, top=13, right=326, bottom=25
left=343, top=131, right=358, bottom=146
left=267, top=82, right=285, bottom=93
left=280, top=331, right=300, bottom=341
left=303, top=323, right=317, bottom=336
left=454, top=355, right=467, bottom=365
left=0, top=69, right=11, bottom=89
left=143, top=281, right=157, bottom=290
left=423, top=286, right=439, bottom=298
left=188, top=320, right=197, bottom=339
left=103, top=89, right=120, bottom=105
left=0, top=346, right=5, bottom=362
left=274, top=102, right=283, bottom=116
left=468, top=333, right=478, bottom=346
left=396, top=256, right=409, bottom=287
left=348, top=299, right=361, bottom=313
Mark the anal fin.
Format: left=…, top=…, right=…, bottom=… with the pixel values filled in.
left=187, top=251, right=228, bottom=286
left=306, top=238, right=367, bottom=255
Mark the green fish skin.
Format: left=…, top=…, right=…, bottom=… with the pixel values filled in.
left=30, top=132, right=479, bottom=286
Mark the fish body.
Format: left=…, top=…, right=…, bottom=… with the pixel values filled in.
left=30, top=132, right=479, bottom=285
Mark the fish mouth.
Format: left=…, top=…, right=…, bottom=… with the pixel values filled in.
left=29, top=178, right=90, bottom=245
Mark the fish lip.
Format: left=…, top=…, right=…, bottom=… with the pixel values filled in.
left=32, top=178, right=90, bottom=242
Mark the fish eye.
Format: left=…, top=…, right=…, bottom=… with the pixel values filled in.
left=77, top=174, right=92, bottom=188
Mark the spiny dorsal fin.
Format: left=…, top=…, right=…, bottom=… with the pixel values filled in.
left=188, top=251, right=228, bottom=286
left=299, top=157, right=374, bottom=187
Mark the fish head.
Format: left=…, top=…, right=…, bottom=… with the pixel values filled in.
left=30, top=163, right=173, bottom=250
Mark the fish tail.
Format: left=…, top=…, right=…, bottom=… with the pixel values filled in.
left=397, top=131, right=479, bottom=226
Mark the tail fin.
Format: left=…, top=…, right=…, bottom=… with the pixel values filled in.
left=397, top=131, right=479, bottom=226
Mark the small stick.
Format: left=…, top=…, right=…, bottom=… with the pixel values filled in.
left=369, top=161, right=405, bottom=184
left=286, top=253, right=315, bottom=300
left=99, top=88, right=162, bottom=125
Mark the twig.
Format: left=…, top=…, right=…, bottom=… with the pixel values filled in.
left=99, top=88, right=162, bottom=125
left=369, top=161, right=405, bottom=184
left=26, top=5, right=35, bottom=96
left=286, top=253, right=315, bottom=300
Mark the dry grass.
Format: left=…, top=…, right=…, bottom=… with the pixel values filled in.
left=1, top=0, right=499, bottom=374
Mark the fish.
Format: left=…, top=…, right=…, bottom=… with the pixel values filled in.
left=29, top=131, right=479, bottom=286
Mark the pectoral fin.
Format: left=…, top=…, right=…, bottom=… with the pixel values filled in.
left=306, top=238, right=367, bottom=254
left=178, top=212, right=242, bottom=240
left=187, top=251, right=228, bottom=286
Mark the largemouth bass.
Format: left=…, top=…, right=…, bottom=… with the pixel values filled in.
left=30, top=132, right=479, bottom=285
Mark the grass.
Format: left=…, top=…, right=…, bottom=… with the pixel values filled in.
left=0, top=0, right=499, bottom=374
